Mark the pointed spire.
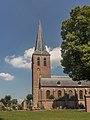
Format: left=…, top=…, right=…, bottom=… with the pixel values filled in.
left=34, top=21, right=47, bottom=52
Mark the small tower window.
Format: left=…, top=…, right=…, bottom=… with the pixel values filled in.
left=44, top=58, right=47, bottom=66
left=37, top=57, right=40, bottom=66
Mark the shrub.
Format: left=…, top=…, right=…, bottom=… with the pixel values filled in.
left=49, top=95, right=54, bottom=99
left=78, top=103, right=85, bottom=109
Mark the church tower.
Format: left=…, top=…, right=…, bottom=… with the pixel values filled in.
left=32, top=21, right=51, bottom=108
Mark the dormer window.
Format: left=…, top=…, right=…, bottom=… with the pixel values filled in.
left=44, top=58, right=47, bottom=66
left=37, top=57, right=40, bottom=66
left=78, top=81, right=81, bottom=86
left=57, top=81, right=61, bottom=86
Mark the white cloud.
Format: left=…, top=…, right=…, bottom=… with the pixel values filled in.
left=0, top=72, right=15, bottom=81
left=5, top=46, right=62, bottom=69
left=5, top=48, right=34, bottom=69
left=50, top=47, right=62, bottom=68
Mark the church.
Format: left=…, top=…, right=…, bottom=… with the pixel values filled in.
left=32, top=21, right=90, bottom=109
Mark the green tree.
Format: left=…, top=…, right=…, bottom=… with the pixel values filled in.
left=61, top=6, right=90, bottom=81
left=26, top=94, right=33, bottom=101
left=0, top=95, right=12, bottom=108
left=12, top=99, right=17, bottom=105
left=26, top=94, right=33, bottom=109
left=11, top=99, right=18, bottom=110
left=4, top=95, right=12, bottom=107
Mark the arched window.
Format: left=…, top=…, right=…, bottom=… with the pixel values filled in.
left=79, top=90, right=83, bottom=99
left=85, top=89, right=87, bottom=94
left=37, top=57, right=40, bottom=66
left=89, top=90, right=90, bottom=94
left=46, top=90, right=50, bottom=99
left=69, top=90, right=73, bottom=99
left=58, top=90, right=62, bottom=97
left=44, top=58, right=47, bottom=66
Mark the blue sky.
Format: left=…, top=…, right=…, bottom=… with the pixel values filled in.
left=0, top=0, right=90, bottom=101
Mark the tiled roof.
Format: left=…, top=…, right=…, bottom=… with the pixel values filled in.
left=41, top=76, right=90, bottom=87
left=0, top=102, right=5, bottom=107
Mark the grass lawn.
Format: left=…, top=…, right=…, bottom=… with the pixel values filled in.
left=0, top=110, right=90, bottom=120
